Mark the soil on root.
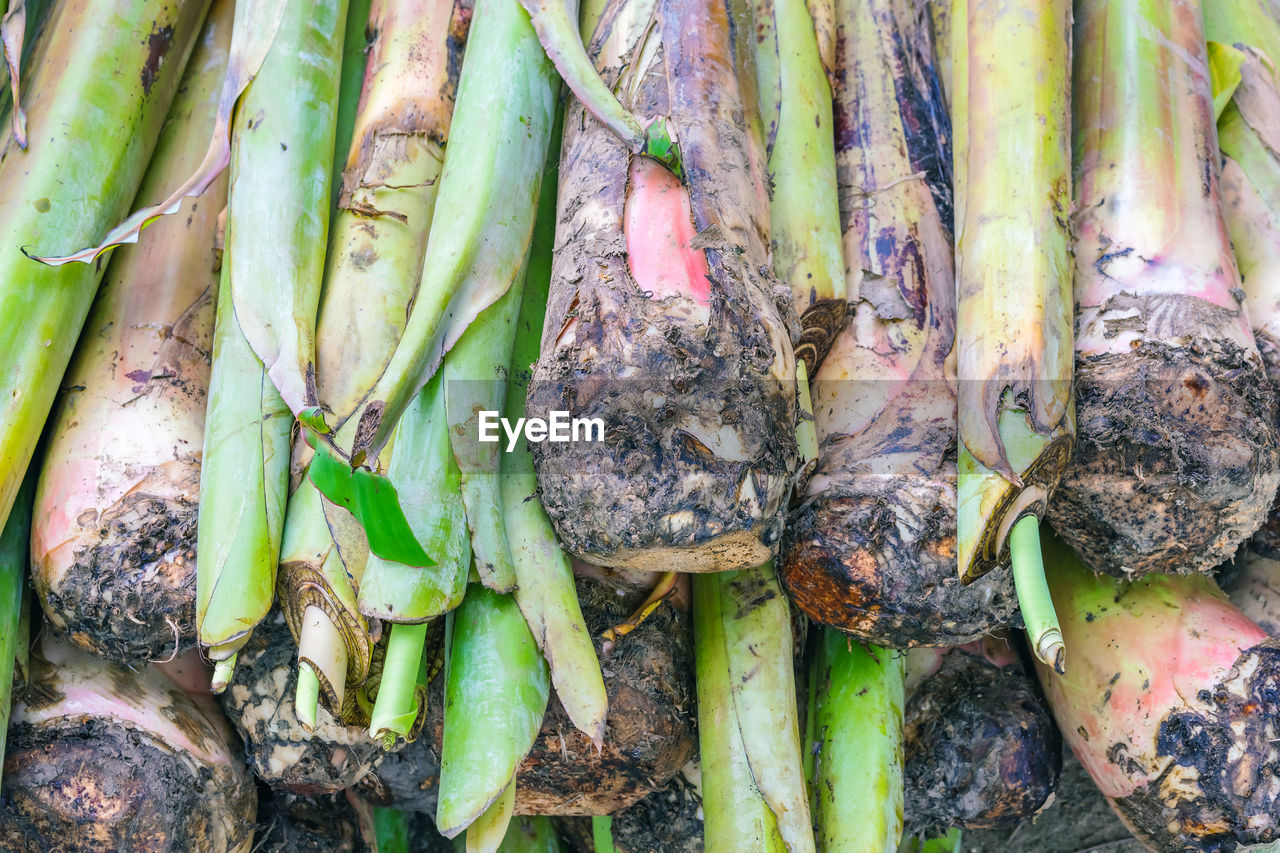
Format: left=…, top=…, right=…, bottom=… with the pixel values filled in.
left=1049, top=325, right=1280, bottom=577
left=1108, top=640, right=1280, bottom=851
left=0, top=717, right=255, bottom=852
left=37, top=492, right=197, bottom=663
left=556, top=772, right=704, bottom=853
left=220, top=611, right=382, bottom=794
left=252, top=788, right=362, bottom=852
left=783, top=474, right=1017, bottom=647
left=904, top=649, right=1061, bottom=836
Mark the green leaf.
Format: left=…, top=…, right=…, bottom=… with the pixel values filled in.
left=642, top=117, right=684, bottom=179
left=298, top=406, right=331, bottom=434
left=1208, top=41, right=1246, bottom=120
left=305, top=431, right=434, bottom=568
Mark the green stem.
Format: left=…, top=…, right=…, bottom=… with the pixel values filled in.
left=1009, top=516, right=1064, bottom=673
left=295, top=662, right=321, bottom=730
left=369, top=621, right=430, bottom=748
left=0, top=472, right=34, bottom=789
left=592, top=816, right=615, bottom=853
left=210, top=653, right=238, bottom=694
left=373, top=805, right=411, bottom=853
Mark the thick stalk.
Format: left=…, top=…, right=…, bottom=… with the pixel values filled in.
left=318, top=0, right=560, bottom=471
left=330, top=0, right=374, bottom=207
left=32, top=0, right=232, bottom=664
left=367, top=620, right=430, bottom=747
left=279, top=0, right=469, bottom=716
left=0, top=472, right=33, bottom=789
left=693, top=571, right=788, bottom=853
left=812, top=631, right=905, bottom=852
left=954, top=0, right=1074, bottom=593
left=223, top=0, right=345, bottom=419
left=466, top=778, right=516, bottom=853
left=195, top=260, right=293, bottom=668
left=500, top=113, right=608, bottom=746
left=0, top=0, right=209, bottom=535
left=1036, top=528, right=1280, bottom=849
left=527, top=0, right=797, bottom=575
left=783, top=0, right=1010, bottom=647
left=436, top=586, right=550, bottom=839
left=1047, top=0, right=1280, bottom=578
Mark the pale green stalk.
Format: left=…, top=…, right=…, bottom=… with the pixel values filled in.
left=0, top=0, right=209, bottom=535
left=693, top=570, right=789, bottom=853
left=812, top=631, right=904, bottom=852
left=436, top=586, right=550, bottom=838
left=500, top=110, right=608, bottom=746
left=321, top=0, right=561, bottom=471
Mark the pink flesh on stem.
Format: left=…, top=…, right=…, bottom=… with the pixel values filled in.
left=557, top=157, right=712, bottom=347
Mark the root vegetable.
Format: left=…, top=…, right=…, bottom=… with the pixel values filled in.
left=0, top=635, right=256, bottom=852
left=525, top=0, right=798, bottom=574
left=782, top=0, right=1016, bottom=647
left=0, top=0, right=210, bottom=536
left=31, top=0, right=231, bottom=663
left=220, top=611, right=383, bottom=795
left=1037, top=528, right=1280, bottom=850
left=902, top=639, right=1061, bottom=836
left=1045, top=0, right=1280, bottom=579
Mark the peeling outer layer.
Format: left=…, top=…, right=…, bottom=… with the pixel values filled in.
left=1037, top=531, right=1280, bottom=852
left=555, top=772, right=704, bottom=853
left=0, top=636, right=256, bottom=852
left=220, top=611, right=383, bottom=794
left=365, top=570, right=697, bottom=816
left=902, top=641, right=1061, bottom=836
left=1047, top=0, right=1280, bottom=578
left=526, top=0, right=798, bottom=574
left=782, top=0, right=1016, bottom=645
left=30, top=0, right=234, bottom=665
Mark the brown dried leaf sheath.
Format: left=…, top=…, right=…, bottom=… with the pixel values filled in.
left=526, top=0, right=798, bottom=574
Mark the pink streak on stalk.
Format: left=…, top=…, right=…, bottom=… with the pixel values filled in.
left=625, top=157, right=711, bottom=305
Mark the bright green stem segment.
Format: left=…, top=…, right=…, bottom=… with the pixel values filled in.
left=197, top=261, right=292, bottom=658
left=466, top=778, right=516, bottom=853
left=693, top=571, right=791, bottom=853
left=812, top=629, right=904, bottom=853
left=753, top=0, right=844, bottom=305
left=499, top=105, right=607, bottom=746
left=592, top=817, right=615, bottom=853
left=1009, top=516, right=1065, bottom=673
left=295, top=663, right=321, bottom=731
left=900, top=829, right=963, bottom=853
left=369, top=620, right=430, bottom=747
left=373, top=806, right=411, bottom=853
left=358, top=370, right=471, bottom=621
left=436, top=585, right=550, bottom=839
left=0, top=473, right=33, bottom=789
left=0, top=0, right=209, bottom=534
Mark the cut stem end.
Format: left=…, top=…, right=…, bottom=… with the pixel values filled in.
left=1009, top=515, right=1066, bottom=674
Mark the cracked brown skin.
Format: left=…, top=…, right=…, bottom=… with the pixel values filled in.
left=1105, top=641, right=1280, bottom=851
left=556, top=773, right=704, bottom=853
left=1048, top=317, right=1280, bottom=578
left=365, top=573, right=696, bottom=815
left=526, top=0, right=798, bottom=574
left=220, top=611, right=383, bottom=794
left=903, top=648, right=1061, bottom=836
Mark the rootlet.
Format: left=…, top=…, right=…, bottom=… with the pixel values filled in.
left=478, top=411, right=606, bottom=452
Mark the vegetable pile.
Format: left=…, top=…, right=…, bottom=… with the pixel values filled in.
left=1, top=0, right=1280, bottom=850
